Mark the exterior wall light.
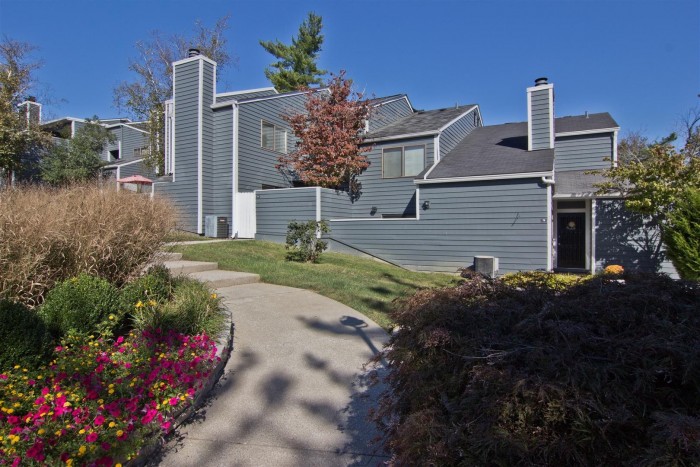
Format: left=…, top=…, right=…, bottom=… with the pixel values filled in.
left=422, top=200, right=431, bottom=210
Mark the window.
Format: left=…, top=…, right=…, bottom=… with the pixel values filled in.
left=109, top=149, right=120, bottom=161
left=133, top=146, right=149, bottom=158
left=261, top=121, right=287, bottom=153
left=382, top=145, right=425, bottom=178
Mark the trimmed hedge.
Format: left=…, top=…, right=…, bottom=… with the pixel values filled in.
left=0, top=300, right=51, bottom=371
left=38, top=273, right=119, bottom=337
left=373, top=272, right=700, bottom=466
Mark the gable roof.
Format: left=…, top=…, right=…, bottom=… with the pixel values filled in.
left=423, top=112, right=618, bottom=180
left=364, top=105, right=477, bottom=142
left=555, top=112, right=619, bottom=134
left=423, top=122, right=554, bottom=180
left=367, top=94, right=408, bottom=106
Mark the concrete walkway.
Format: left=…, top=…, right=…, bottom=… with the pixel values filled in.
left=154, top=258, right=390, bottom=466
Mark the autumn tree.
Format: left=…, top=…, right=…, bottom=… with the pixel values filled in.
left=260, top=12, right=326, bottom=92
left=596, top=108, right=700, bottom=279
left=278, top=71, right=371, bottom=193
left=114, top=16, right=233, bottom=172
left=40, top=117, right=114, bottom=185
left=0, top=38, right=50, bottom=185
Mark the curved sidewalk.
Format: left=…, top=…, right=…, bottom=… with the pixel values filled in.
left=156, top=282, right=390, bottom=466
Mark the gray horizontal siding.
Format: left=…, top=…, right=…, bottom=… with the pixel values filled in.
left=201, top=62, right=215, bottom=232
left=320, top=189, right=353, bottom=218
left=555, top=133, right=614, bottom=171
left=530, top=88, right=552, bottom=150
left=325, top=179, right=548, bottom=273
left=255, top=188, right=318, bottom=241
left=353, top=136, right=434, bottom=217
left=102, top=125, right=150, bottom=163
left=237, top=94, right=308, bottom=192
left=368, top=97, right=413, bottom=133
left=594, top=198, right=677, bottom=276
left=209, top=107, right=233, bottom=221
left=161, top=58, right=202, bottom=232
left=439, top=108, right=479, bottom=160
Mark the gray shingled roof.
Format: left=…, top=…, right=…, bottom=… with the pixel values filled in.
left=553, top=170, right=608, bottom=197
left=424, top=112, right=618, bottom=180
left=424, top=122, right=554, bottom=179
left=364, top=105, right=477, bottom=141
left=555, top=112, right=618, bottom=134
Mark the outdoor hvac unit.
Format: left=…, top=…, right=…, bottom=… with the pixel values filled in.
left=474, top=256, right=499, bottom=278
left=204, top=215, right=229, bottom=238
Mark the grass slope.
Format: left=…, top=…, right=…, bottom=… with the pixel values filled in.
left=172, top=240, right=460, bottom=329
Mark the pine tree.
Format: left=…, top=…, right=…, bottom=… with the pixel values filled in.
left=260, top=12, right=326, bottom=92
left=663, top=188, right=700, bottom=280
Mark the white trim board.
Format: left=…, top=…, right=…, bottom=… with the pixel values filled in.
left=172, top=54, right=217, bottom=68
left=364, top=130, right=438, bottom=143
left=555, top=127, right=620, bottom=137
left=415, top=171, right=553, bottom=185
left=197, top=59, right=204, bottom=235
left=437, top=105, right=479, bottom=133
left=103, top=157, right=144, bottom=169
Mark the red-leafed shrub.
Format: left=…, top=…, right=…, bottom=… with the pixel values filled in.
left=372, top=272, right=700, bottom=466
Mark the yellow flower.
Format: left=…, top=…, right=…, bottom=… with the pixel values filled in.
left=109, top=421, right=116, bottom=428
left=116, top=429, right=124, bottom=437
left=211, top=293, right=217, bottom=299
left=135, top=300, right=144, bottom=308
left=78, top=445, right=87, bottom=455
left=38, top=429, right=45, bottom=435
left=6, top=408, right=13, bottom=414
left=109, top=314, right=115, bottom=321
left=79, top=429, right=86, bottom=435
left=108, top=388, right=115, bottom=394
left=148, top=300, right=157, bottom=306
left=66, top=460, right=73, bottom=467
left=604, top=264, right=624, bottom=275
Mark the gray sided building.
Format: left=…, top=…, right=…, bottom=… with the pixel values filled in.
left=150, top=51, right=674, bottom=276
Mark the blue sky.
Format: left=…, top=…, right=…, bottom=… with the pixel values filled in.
left=1, top=0, right=698, bottom=141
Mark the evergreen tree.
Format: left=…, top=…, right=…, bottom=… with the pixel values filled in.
left=663, top=188, right=700, bottom=281
left=260, top=12, right=326, bottom=92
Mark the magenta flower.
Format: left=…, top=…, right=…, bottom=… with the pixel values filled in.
left=169, top=397, right=179, bottom=406
left=94, top=415, right=105, bottom=426
left=86, top=432, right=98, bottom=443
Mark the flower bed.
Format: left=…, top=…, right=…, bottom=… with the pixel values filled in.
left=0, top=329, right=220, bottom=466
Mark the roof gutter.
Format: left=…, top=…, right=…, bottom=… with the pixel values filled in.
left=416, top=171, right=554, bottom=185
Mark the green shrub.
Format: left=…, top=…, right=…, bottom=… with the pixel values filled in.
left=119, top=264, right=174, bottom=312
left=0, top=300, right=51, bottom=370
left=500, top=270, right=590, bottom=291
left=285, top=220, right=329, bottom=263
left=132, top=278, right=226, bottom=337
left=38, top=273, right=119, bottom=337
left=373, top=273, right=700, bottom=466
left=663, top=188, right=700, bottom=280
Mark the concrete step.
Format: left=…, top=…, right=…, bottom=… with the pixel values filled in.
left=156, top=251, right=183, bottom=261
left=188, top=269, right=260, bottom=288
left=164, top=260, right=219, bottom=275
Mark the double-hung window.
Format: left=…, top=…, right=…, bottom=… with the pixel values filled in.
left=261, top=121, right=287, bottom=154
left=382, top=145, right=425, bottom=178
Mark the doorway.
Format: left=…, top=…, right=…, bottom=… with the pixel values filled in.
left=556, top=211, right=586, bottom=269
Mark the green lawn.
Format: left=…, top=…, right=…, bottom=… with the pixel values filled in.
left=164, top=230, right=215, bottom=242
left=170, top=240, right=461, bottom=329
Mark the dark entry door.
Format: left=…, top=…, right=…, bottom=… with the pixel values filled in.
left=557, top=212, right=586, bottom=269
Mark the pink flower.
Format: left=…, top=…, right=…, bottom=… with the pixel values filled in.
left=94, top=415, right=105, bottom=426
left=26, top=441, right=45, bottom=461
left=169, top=397, right=179, bottom=406
left=86, top=432, right=98, bottom=443
left=0, top=374, right=8, bottom=380
left=101, top=442, right=111, bottom=451
left=161, top=421, right=171, bottom=432
left=141, top=408, right=157, bottom=425
left=116, top=336, right=124, bottom=344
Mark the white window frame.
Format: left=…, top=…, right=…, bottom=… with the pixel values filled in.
left=260, top=120, right=287, bottom=154
left=382, top=144, right=426, bottom=179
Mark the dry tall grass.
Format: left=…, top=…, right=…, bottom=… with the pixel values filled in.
left=0, top=184, right=176, bottom=307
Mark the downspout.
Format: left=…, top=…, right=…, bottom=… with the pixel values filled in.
left=541, top=176, right=555, bottom=271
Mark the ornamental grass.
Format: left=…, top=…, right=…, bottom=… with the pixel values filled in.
left=0, top=329, right=219, bottom=465
left=0, top=184, right=176, bottom=308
